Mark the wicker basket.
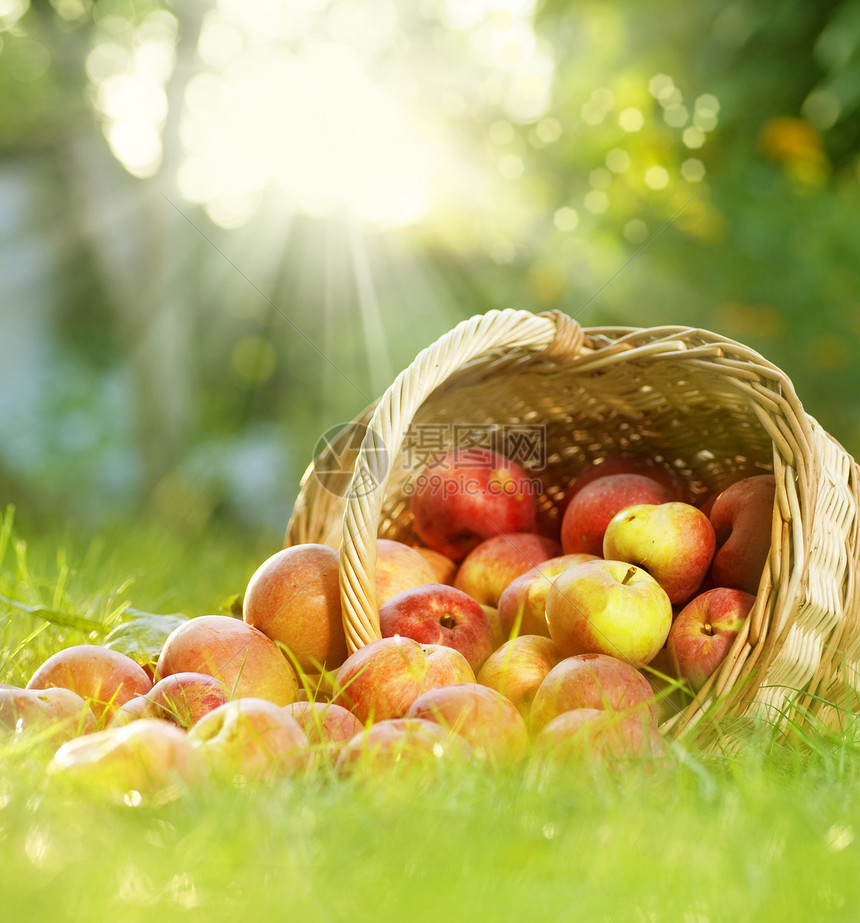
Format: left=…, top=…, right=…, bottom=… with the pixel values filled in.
left=286, top=308, right=860, bottom=743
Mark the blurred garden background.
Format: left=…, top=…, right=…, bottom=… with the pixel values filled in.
left=2, top=0, right=860, bottom=545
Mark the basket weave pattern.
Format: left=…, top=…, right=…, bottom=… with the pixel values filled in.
left=286, top=309, right=860, bottom=740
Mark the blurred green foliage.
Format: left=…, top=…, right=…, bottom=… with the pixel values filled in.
left=1, top=0, right=859, bottom=539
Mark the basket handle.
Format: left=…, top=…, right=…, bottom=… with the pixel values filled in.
left=338, top=308, right=584, bottom=653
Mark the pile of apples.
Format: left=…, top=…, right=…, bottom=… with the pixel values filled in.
left=1, top=447, right=776, bottom=796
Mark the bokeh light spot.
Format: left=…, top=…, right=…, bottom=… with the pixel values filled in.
left=534, top=116, right=562, bottom=144
left=8, top=39, right=50, bottom=82
left=644, top=165, right=669, bottom=189
left=589, top=167, right=612, bottom=189
left=681, top=158, right=706, bottom=182
left=581, top=87, right=615, bottom=125
left=683, top=126, right=706, bottom=148
left=584, top=189, right=609, bottom=214
left=623, top=219, right=648, bottom=243
left=663, top=104, right=688, bottom=128
left=231, top=336, right=277, bottom=384
left=802, top=89, right=841, bottom=130
left=553, top=206, right=579, bottom=231
left=619, top=107, right=644, bottom=131
left=499, top=153, right=525, bottom=179
left=605, top=148, right=631, bottom=173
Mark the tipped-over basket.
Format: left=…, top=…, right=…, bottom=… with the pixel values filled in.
left=286, top=308, right=860, bottom=744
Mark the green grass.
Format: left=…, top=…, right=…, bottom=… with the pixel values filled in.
left=3, top=506, right=860, bottom=923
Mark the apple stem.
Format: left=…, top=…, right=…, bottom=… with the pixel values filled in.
left=622, top=566, right=637, bottom=586
left=440, top=614, right=457, bottom=630
left=703, top=623, right=714, bottom=636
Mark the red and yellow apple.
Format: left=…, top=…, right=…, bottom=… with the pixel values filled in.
left=1, top=685, right=97, bottom=744
left=332, top=635, right=476, bottom=724
left=667, top=587, right=756, bottom=691
left=410, top=448, right=537, bottom=561
left=242, top=543, right=347, bottom=672
left=138, top=672, right=229, bottom=729
left=529, top=652, right=659, bottom=733
left=453, top=532, right=562, bottom=609
left=476, top=634, right=565, bottom=718
left=412, top=546, right=458, bottom=585
left=545, top=559, right=673, bottom=667
left=27, top=644, right=153, bottom=726
left=335, top=717, right=472, bottom=772
left=535, top=707, right=667, bottom=764
left=374, top=539, right=439, bottom=605
left=378, top=584, right=495, bottom=672
left=602, top=501, right=716, bottom=604
left=405, top=682, right=529, bottom=761
left=51, top=718, right=205, bottom=796
left=189, top=697, right=311, bottom=779
left=283, top=700, right=364, bottom=761
left=155, top=614, right=299, bottom=706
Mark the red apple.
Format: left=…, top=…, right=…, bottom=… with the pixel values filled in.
left=453, top=532, right=562, bottom=609
left=546, top=559, right=673, bottom=667
left=332, top=635, right=476, bottom=725
left=139, top=672, right=229, bottom=729
left=708, top=475, right=775, bottom=595
left=697, top=466, right=770, bottom=517
left=189, top=698, right=311, bottom=779
left=497, top=552, right=598, bottom=638
left=335, top=717, right=472, bottom=772
left=406, top=682, right=529, bottom=761
left=410, top=448, right=538, bottom=561
left=155, top=615, right=299, bottom=706
left=378, top=584, right=495, bottom=672
left=602, top=501, right=716, bottom=604
left=535, top=707, right=667, bottom=764
left=242, top=543, right=347, bottom=673
left=530, top=652, right=659, bottom=733
left=561, top=455, right=689, bottom=511
left=476, top=635, right=566, bottom=718
left=560, top=473, right=675, bottom=556
left=27, top=645, right=153, bottom=726
left=412, top=546, right=458, bottom=585
left=667, top=587, right=756, bottom=691
left=51, top=718, right=205, bottom=796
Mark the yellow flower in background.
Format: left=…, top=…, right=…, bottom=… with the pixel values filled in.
left=758, top=116, right=829, bottom=188
left=714, top=302, right=786, bottom=339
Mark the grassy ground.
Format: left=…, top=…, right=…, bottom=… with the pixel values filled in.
left=2, top=505, right=860, bottom=923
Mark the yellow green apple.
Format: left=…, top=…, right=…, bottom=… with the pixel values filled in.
left=602, top=501, right=716, bottom=604
left=545, top=559, right=672, bottom=667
